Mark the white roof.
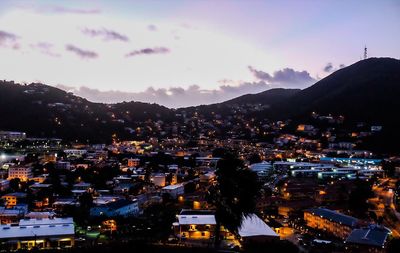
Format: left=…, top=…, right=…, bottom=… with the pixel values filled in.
left=178, top=214, right=216, bottom=225
left=238, top=214, right=278, bottom=238
left=162, top=183, right=184, bottom=190
left=0, top=218, right=74, bottom=239
left=19, top=218, right=73, bottom=226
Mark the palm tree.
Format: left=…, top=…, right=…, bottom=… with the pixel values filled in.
left=207, top=151, right=260, bottom=247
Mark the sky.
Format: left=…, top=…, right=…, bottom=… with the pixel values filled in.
left=0, top=0, right=399, bottom=107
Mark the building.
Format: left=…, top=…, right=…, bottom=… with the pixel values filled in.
left=0, top=218, right=75, bottom=250
left=7, top=167, right=33, bottom=182
left=151, top=173, right=166, bottom=187
left=0, top=179, right=9, bottom=192
left=0, top=206, right=26, bottom=224
left=161, top=183, right=185, bottom=199
left=0, top=131, right=26, bottom=141
left=173, top=210, right=217, bottom=240
left=64, top=149, right=87, bottom=157
left=90, top=199, right=139, bottom=218
left=55, top=161, right=71, bottom=170
left=345, top=225, right=391, bottom=253
left=1, top=192, right=27, bottom=208
left=127, top=158, right=140, bottom=167
left=238, top=214, right=279, bottom=244
left=199, top=171, right=216, bottom=183
left=304, top=208, right=359, bottom=239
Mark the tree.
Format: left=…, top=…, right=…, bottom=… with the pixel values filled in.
left=387, top=238, right=400, bottom=253
left=348, top=177, right=374, bottom=218
left=248, top=153, right=262, bottom=165
left=9, top=178, right=21, bottom=192
left=207, top=152, right=260, bottom=247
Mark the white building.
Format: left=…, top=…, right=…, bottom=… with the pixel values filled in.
left=0, top=217, right=75, bottom=250
left=8, top=167, right=33, bottom=182
left=238, top=214, right=279, bottom=243
left=161, top=183, right=185, bottom=199
left=151, top=174, right=166, bottom=187
left=64, top=149, right=87, bottom=157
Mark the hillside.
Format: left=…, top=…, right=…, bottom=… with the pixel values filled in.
left=0, top=81, right=174, bottom=142
left=1, top=57, right=399, bottom=148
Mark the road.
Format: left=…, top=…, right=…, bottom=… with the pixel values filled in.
left=370, top=178, right=400, bottom=238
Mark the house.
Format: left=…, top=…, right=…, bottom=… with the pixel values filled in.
left=304, top=208, right=359, bottom=239
left=161, top=183, right=185, bottom=199
left=173, top=209, right=217, bottom=241
left=345, top=225, right=391, bottom=253
left=238, top=214, right=279, bottom=244
left=0, top=218, right=75, bottom=250
left=90, top=199, right=139, bottom=218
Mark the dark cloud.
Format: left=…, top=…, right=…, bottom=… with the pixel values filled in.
left=0, top=30, right=19, bottom=49
left=324, top=63, right=346, bottom=73
left=125, top=47, right=170, bottom=57
left=248, top=66, right=272, bottom=80
left=56, top=81, right=270, bottom=108
left=323, top=62, right=334, bottom=72
left=65, top=44, right=98, bottom=59
left=248, top=66, right=315, bottom=88
left=82, top=28, right=129, bottom=42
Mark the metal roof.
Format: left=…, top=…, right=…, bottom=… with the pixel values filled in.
left=305, top=208, right=358, bottom=227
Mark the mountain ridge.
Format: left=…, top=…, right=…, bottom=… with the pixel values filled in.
left=1, top=57, right=399, bottom=146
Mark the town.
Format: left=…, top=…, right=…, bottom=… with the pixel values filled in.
left=1, top=1, right=399, bottom=252
left=1, top=112, right=399, bottom=253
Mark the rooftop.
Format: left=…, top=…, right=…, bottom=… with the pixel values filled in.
left=238, top=214, right=279, bottom=238
left=162, top=183, right=184, bottom=190
left=346, top=225, right=391, bottom=247
left=305, top=208, right=359, bottom=227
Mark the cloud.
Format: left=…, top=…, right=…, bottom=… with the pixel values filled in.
left=323, top=62, right=334, bottom=72
left=65, top=44, right=98, bottom=59
left=147, top=25, right=157, bottom=31
left=56, top=81, right=270, bottom=108
left=323, top=63, right=346, bottom=73
left=0, top=30, right=19, bottom=49
left=248, top=66, right=316, bottom=88
left=82, top=28, right=129, bottom=42
left=125, top=47, right=170, bottom=57
left=51, top=6, right=101, bottom=14
left=31, top=42, right=60, bottom=57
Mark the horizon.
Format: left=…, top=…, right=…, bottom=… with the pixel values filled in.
left=0, top=0, right=399, bottom=107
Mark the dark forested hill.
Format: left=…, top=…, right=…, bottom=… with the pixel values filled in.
left=0, top=81, right=173, bottom=142
left=1, top=57, right=399, bottom=146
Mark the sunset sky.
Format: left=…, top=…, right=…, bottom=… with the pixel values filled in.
left=0, top=0, right=399, bottom=107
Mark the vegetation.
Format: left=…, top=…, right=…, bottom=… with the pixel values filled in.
left=206, top=150, right=261, bottom=246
